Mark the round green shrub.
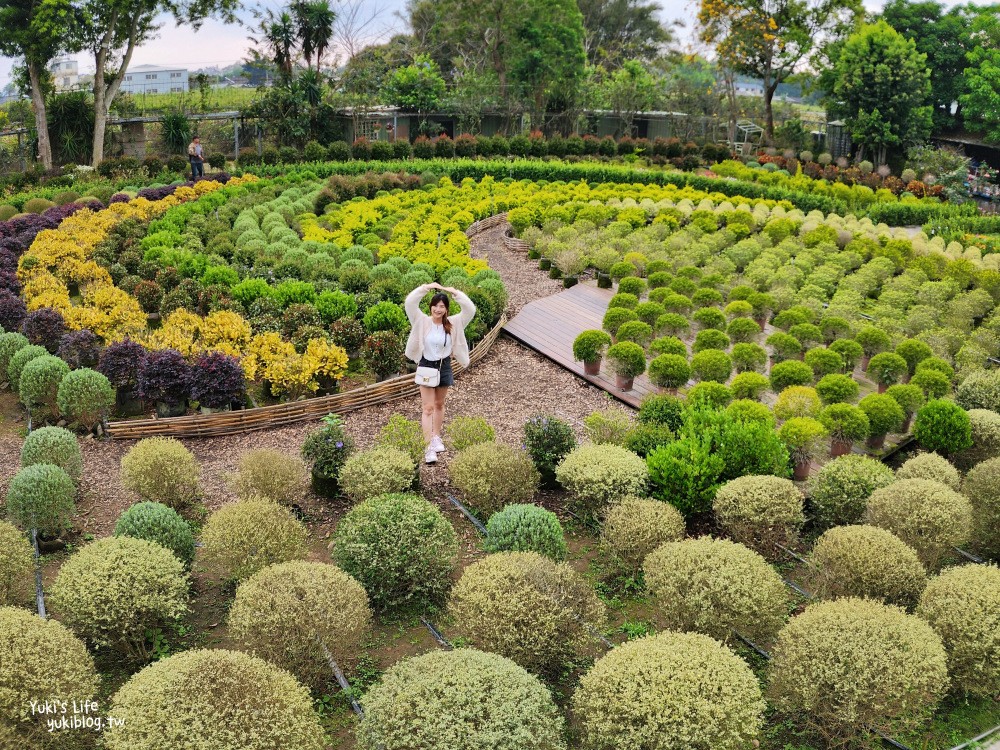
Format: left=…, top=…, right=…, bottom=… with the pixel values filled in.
left=357, top=648, right=566, bottom=750
left=767, top=598, right=947, bottom=744
left=332, top=493, right=458, bottom=612
left=103, top=649, right=325, bottom=750
left=865, top=479, right=972, bottom=569
left=445, top=416, right=496, bottom=452
left=830, top=337, right=864, bottom=370
left=767, top=332, right=802, bottom=361
left=637, top=393, right=683, bottom=429
left=608, top=292, right=639, bottom=311
left=690, top=349, right=732, bottom=382
left=0, top=605, right=99, bottom=744
left=448, top=551, right=605, bottom=675
left=962, top=457, right=1000, bottom=560
left=200, top=498, right=308, bottom=582
left=916, top=563, right=1000, bottom=697
left=228, top=560, right=371, bottom=691
left=819, top=403, right=870, bottom=442
left=599, top=495, right=685, bottom=573
left=602, top=307, right=638, bottom=336
left=867, top=352, right=909, bottom=387
left=0, top=331, right=29, bottom=376
left=650, top=335, right=687, bottom=358
left=913, top=399, right=973, bottom=456
left=120, top=437, right=201, bottom=509
left=485, top=504, right=567, bottom=560
left=644, top=537, right=788, bottom=643
left=616, top=320, right=653, bottom=348
left=56, top=367, right=114, bottom=430
left=375, top=414, right=424, bottom=467
left=957, top=369, right=1000, bottom=412
left=573, top=631, right=765, bottom=750
left=573, top=329, right=612, bottom=362
left=583, top=407, right=636, bottom=445
left=114, top=501, right=196, bottom=567
left=606, top=341, right=647, bottom=378
left=774, top=385, right=821, bottom=419
left=816, top=373, right=859, bottom=404
left=7, top=343, right=48, bottom=392
left=20, top=425, right=82, bottom=483
left=449, top=442, right=540, bottom=516
left=727, top=398, right=775, bottom=426
left=804, top=347, right=844, bottom=378
left=916, top=356, right=954, bottom=381
left=855, top=325, right=892, bottom=357
left=731, top=342, right=767, bottom=372
left=727, top=317, right=762, bottom=343
left=339, top=446, right=415, bottom=503
left=808, top=455, right=895, bottom=527
left=896, top=452, right=960, bottom=489
left=692, top=328, right=730, bottom=353
left=18, top=354, right=69, bottom=419
left=713, top=475, right=805, bottom=556
left=656, top=312, right=690, bottom=336
left=5, top=463, right=75, bottom=537
left=555, top=444, right=648, bottom=516
left=730, top=371, right=770, bottom=400
left=618, top=276, right=646, bottom=297
left=50, top=536, right=189, bottom=658
left=859, top=393, right=905, bottom=439
left=769, top=360, right=814, bottom=392
left=896, top=338, right=934, bottom=374
left=647, top=353, right=690, bottom=389
left=635, top=301, right=666, bottom=327
left=911, top=368, right=951, bottom=399
left=809, top=525, right=927, bottom=607
left=778, top=417, right=828, bottom=464
left=687, top=381, right=733, bottom=408
left=231, top=449, right=308, bottom=506
left=886, top=383, right=926, bottom=418
left=693, top=306, right=726, bottom=330
left=0, top=521, right=33, bottom=607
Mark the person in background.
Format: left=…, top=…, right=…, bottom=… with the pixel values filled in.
left=187, top=136, right=204, bottom=180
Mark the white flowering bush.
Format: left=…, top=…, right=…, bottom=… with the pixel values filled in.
left=896, top=452, right=960, bottom=489
left=808, top=455, right=894, bottom=527
left=712, top=475, right=804, bottom=556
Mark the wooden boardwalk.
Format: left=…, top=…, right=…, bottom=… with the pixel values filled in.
left=503, top=282, right=657, bottom=408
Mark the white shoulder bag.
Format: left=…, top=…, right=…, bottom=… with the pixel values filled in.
left=414, top=328, right=448, bottom=387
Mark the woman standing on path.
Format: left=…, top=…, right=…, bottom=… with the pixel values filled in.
left=404, top=282, right=477, bottom=464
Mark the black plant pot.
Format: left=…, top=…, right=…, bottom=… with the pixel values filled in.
left=155, top=400, right=187, bottom=418
left=597, top=273, right=612, bottom=289
left=539, top=259, right=552, bottom=271
left=563, top=275, right=578, bottom=288
left=311, top=469, right=340, bottom=499
left=116, top=388, right=144, bottom=417
left=548, top=266, right=563, bottom=279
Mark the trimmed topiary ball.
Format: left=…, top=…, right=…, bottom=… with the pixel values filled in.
left=103, top=649, right=325, bottom=750
left=768, top=598, right=948, bottom=744
left=232, top=449, right=308, bottom=506
left=120, top=437, right=201, bottom=509
left=200, top=498, right=308, bottom=582
left=644, top=537, right=787, bottom=644
left=228, top=560, right=372, bottom=691
left=963, top=457, right=1000, bottom=560
left=18, top=354, right=69, bottom=420
left=20, top=425, right=82, bottom=484
left=600, top=496, right=685, bottom=572
left=356, top=648, right=566, bottom=750
left=573, top=630, right=765, bottom=750
left=50, top=536, right=189, bottom=659
left=808, top=454, right=895, bottom=527
left=449, top=442, right=540, bottom=516
left=954, top=409, right=1000, bottom=469
left=865, top=479, right=972, bottom=569
left=0, top=521, right=33, bottom=606
left=555, top=444, right=648, bottom=517
left=332, top=493, right=458, bottom=612
left=809, top=525, right=926, bottom=607
left=56, top=367, right=115, bottom=430
left=896, top=451, right=960, bottom=489
left=484, top=504, right=567, bottom=560
left=5, top=463, right=75, bottom=537
left=448, top=551, right=605, bottom=675
left=913, top=399, right=972, bottom=456
left=0, top=605, right=99, bottom=744
left=338, top=446, right=415, bottom=503
left=114, top=501, right=196, bottom=567
left=713, top=475, right=805, bottom=557
left=916, top=563, right=1000, bottom=697
left=444, top=416, right=496, bottom=452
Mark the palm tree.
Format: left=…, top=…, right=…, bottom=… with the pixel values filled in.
left=252, top=9, right=297, bottom=80
left=293, top=0, right=336, bottom=71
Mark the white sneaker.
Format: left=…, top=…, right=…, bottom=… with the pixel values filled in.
left=430, top=435, right=445, bottom=453
left=424, top=448, right=438, bottom=464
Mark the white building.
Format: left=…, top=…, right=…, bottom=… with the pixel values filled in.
left=50, top=56, right=79, bottom=91
left=120, top=64, right=189, bottom=95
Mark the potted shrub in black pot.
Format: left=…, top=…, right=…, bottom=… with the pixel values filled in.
left=190, top=352, right=245, bottom=414
left=97, top=338, right=148, bottom=417
left=138, top=348, right=192, bottom=418
left=302, top=413, right=354, bottom=498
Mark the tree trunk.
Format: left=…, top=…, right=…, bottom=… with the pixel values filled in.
left=91, top=14, right=139, bottom=167
left=27, top=62, right=52, bottom=171
left=764, top=81, right=779, bottom=145
left=92, top=68, right=107, bottom=167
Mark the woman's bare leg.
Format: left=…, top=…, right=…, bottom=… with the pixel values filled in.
left=433, top=386, right=448, bottom=437
left=420, top=386, right=436, bottom=444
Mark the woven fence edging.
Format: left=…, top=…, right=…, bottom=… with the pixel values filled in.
left=107, top=314, right=506, bottom=440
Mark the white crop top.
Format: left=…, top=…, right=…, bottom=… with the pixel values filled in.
left=424, top=324, right=451, bottom=361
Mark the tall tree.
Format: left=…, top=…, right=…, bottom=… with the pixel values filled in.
left=833, top=20, right=932, bottom=165
left=293, top=0, right=336, bottom=72
left=600, top=59, right=661, bottom=136
left=82, top=0, right=240, bottom=166
left=697, top=0, right=862, bottom=142
left=383, top=54, right=446, bottom=127
left=0, top=0, right=80, bottom=170
left=253, top=9, right=297, bottom=81
left=959, top=10, right=1000, bottom=143
left=576, top=0, right=675, bottom=68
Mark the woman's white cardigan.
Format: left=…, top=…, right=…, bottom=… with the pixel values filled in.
left=404, top=285, right=477, bottom=367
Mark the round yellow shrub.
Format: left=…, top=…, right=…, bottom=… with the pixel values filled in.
left=555, top=443, right=648, bottom=516
left=338, top=446, right=415, bottom=503
left=120, top=437, right=200, bottom=509
left=448, top=551, right=605, bottom=675
left=896, top=451, right=960, bottom=489
left=49, top=536, right=189, bottom=659
left=103, top=649, right=325, bottom=750
left=644, top=537, right=787, bottom=644
left=768, top=598, right=948, bottom=744
left=865, top=479, right=972, bottom=569
left=712, top=475, right=804, bottom=556
left=809, top=525, right=926, bottom=607
left=231, top=449, right=308, bottom=505
left=448, top=441, right=540, bottom=516
left=357, top=648, right=566, bottom=750
left=962, top=457, right=1000, bottom=560
left=600, top=496, right=685, bottom=571
left=200, top=498, right=308, bottom=581
left=916, top=563, right=1000, bottom=697
left=572, top=631, right=765, bottom=750
left=0, top=520, right=33, bottom=607
left=0, top=605, right=99, bottom=744
left=228, top=561, right=371, bottom=690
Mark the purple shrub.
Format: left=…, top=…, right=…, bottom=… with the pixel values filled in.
left=98, top=338, right=148, bottom=391
left=109, top=193, right=130, bottom=204
left=190, top=352, right=245, bottom=408
left=21, top=307, right=66, bottom=353
left=58, top=329, right=102, bottom=369
left=138, top=349, right=192, bottom=404
left=0, top=291, right=26, bottom=332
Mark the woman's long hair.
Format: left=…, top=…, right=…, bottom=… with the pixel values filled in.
left=429, top=292, right=453, bottom=336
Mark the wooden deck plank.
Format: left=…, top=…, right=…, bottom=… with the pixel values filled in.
left=503, top=282, right=655, bottom=409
